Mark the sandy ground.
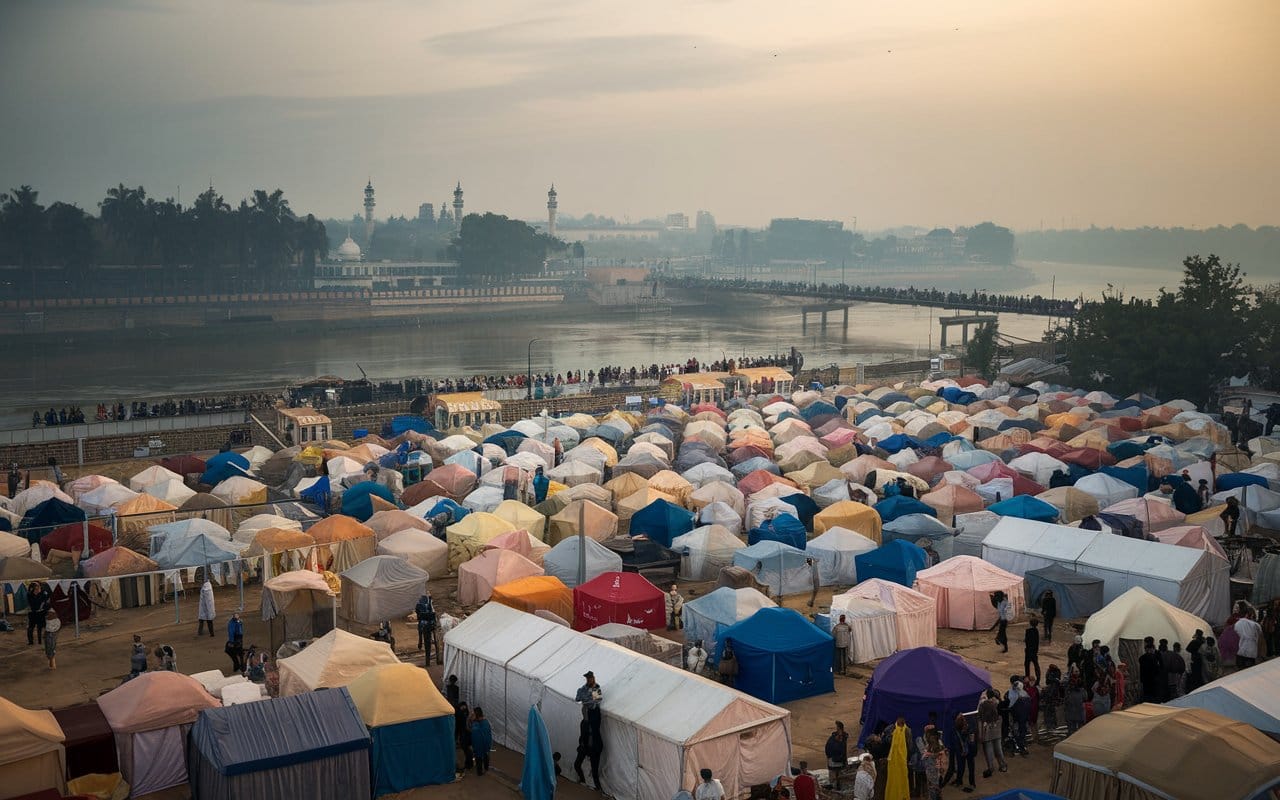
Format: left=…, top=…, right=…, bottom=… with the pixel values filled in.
left=2, top=458, right=1071, bottom=798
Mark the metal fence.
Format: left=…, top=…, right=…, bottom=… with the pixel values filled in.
left=0, top=411, right=249, bottom=446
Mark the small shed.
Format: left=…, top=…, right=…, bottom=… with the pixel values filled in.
left=275, top=405, right=332, bottom=446
left=428, top=392, right=503, bottom=431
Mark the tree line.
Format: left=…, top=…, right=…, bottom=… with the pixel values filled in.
left=0, top=184, right=328, bottom=293
left=1059, top=254, right=1280, bottom=406
left=1018, top=225, right=1280, bottom=275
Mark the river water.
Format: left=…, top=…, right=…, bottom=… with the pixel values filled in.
left=3, top=261, right=1180, bottom=428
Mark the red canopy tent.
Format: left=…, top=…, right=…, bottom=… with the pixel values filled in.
left=39, top=523, right=114, bottom=559
left=572, top=571, right=665, bottom=631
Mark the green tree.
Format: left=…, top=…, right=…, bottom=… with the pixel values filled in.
left=249, top=188, right=296, bottom=276
left=44, top=202, right=96, bottom=272
left=296, top=214, right=328, bottom=280
left=100, top=184, right=150, bottom=264
left=448, top=212, right=562, bottom=280
left=0, top=186, right=46, bottom=267
left=965, top=321, right=999, bottom=379
left=187, top=186, right=232, bottom=273
left=963, top=222, right=1015, bottom=264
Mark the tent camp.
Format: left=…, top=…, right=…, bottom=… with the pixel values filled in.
left=573, top=571, right=665, bottom=631
left=1050, top=705, right=1280, bottom=800
left=0, top=696, right=66, bottom=798
left=261, top=570, right=336, bottom=651
left=853, top=539, right=928, bottom=587
left=980, top=518, right=1229, bottom=623
left=339, top=555, right=429, bottom=624
left=821, top=598, right=896, bottom=663
left=542, top=536, right=624, bottom=588
left=277, top=628, right=400, bottom=696
left=718, top=607, right=833, bottom=704
left=1081, top=587, right=1209, bottom=668
left=812, top=500, right=882, bottom=541
left=913, top=556, right=1025, bottom=630
left=857, top=647, right=990, bottom=747
left=732, top=540, right=812, bottom=597
left=805, top=526, right=878, bottom=586
left=671, top=524, right=743, bottom=581
left=628, top=499, right=695, bottom=547
left=491, top=575, right=575, bottom=622
left=444, top=602, right=793, bottom=800
left=446, top=512, right=517, bottom=570
left=188, top=688, right=372, bottom=800
left=1024, top=563, right=1105, bottom=619
left=832, top=579, right=938, bottom=650
left=95, top=671, right=220, bottom=797
left=1169, top=657, right=1280, bottom=736
left=458, top=549, right=543, bottom=605
left=376, top=530, right=448, bottom=576
left=682, top=587, right=777, bottom=665
left=347, top=663, right=456, bottom=794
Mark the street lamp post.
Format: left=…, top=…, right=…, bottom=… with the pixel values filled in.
left=527, top=338, right=541, bottom=400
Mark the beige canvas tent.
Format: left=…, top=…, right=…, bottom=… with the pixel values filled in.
left=377, top=530, right=449, bottom=576
left=492, top=499, right=547, bottom=541
left=458, top=549, right=544, bottom=605
left=339, top=555, right=430, bottom=624
left=0, top=696, right=66, bottom=798
left=549, top=499, right=619, bottom=544
left=277, top=628, right=400, bottom=696
left=1050, top=705, right=1280, bottom=800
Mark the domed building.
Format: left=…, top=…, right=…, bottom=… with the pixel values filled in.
left=336, top=234, right=362, bottom=262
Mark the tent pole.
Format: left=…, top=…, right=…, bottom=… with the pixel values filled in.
left=174, top=578, right=180, bottom=624
left=577, top=501, right=586, bottom=587
left=238, top=566, right=244, bottom=612
left=73, top=582, right=80, bottom=638
left=81, top=519, right=91, bottom=560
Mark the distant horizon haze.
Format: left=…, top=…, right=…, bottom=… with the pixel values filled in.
left=2, top=1, right=1277, bottom=230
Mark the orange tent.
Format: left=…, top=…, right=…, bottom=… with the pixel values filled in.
left=490, top=575, right=574, bottom=624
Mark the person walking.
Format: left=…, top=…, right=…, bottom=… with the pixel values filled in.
left=1008, top=681, right=1030, bottom=756
left=1041, top=664, right=1063, bottom=736
left=978, top=689, right=1007, bottom=778
left=415, top=593, right=438, bottom=665
left=1040, top=590, right=1057, bottom=643
left=26, top=582, right=50, bottom=646
left=832, top=615, right=852, bottom=676
left=225, top=613, right=245, bottom=673
left=43, top=608, right=61, bottom=669
left=1139, top=639, right=1163, bottom=702
left=884, top=718, right=911, bottom=800
left=470, top=707, right=492, bottom=776
left=196, top=580, right=216, bottom=637
left=1235, top=610, right=1263, bottom=669
left=454, top=701, right=473, bottom=771
left=1166, top=642, right=1187, bottom=698
left=1221, top=495, right=1241, bottom=536
left=129, top=634, right=148, bottom=675
left=572, top=719, right=602, bottom=789
left=1024, top=619, right=1042, bottom=683
left=806, top=557, right=820, bottom=608
left=943, top=711, right=977, bottom=793
left=666, top=584, right=685, bottom=630
left=993, top=591, right=1011, bottom=653
left=532, top=466, right=550, bottom=504
left=922, top=730, right=948, bottom=800
left=825, top=721, right=850, bottom=790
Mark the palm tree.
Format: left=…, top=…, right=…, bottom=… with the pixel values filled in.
left=0, top=185, right=46, bottom=267
left=296, top=214, right=328, bottom=283
left=250, top=188, right=296, bottom=281
left=99, top=184, right=149, bottom=264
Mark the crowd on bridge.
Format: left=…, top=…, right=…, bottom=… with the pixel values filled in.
left=667, top=275, right=1079, bottom=317
left=31, top=394, right=277, bottom=428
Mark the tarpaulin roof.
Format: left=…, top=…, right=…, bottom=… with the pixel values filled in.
left=858, top=646, right=990, bottom=745
left=189, top=688, right=369, bottom=776
left=346, top=663, right=455, bottom=727
left=720, top=606, right=833, bottom=704
left=96, top=671, right=219, bottom=733
left=854, top=539, right=928, bottom=587
left=1169, top=657, right=1280, bottom=736
left=573, top=571, right=665, bottom=631
left=277, top=629, right=399, bottom=696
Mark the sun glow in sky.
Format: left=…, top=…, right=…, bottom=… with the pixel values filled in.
left=2, top=0, right=1277, bottom=229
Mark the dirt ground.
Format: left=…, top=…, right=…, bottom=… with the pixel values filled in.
left=2, top=458, right=1069, bottom=798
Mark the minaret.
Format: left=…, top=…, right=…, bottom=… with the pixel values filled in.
left=363, top=179, right=376, bottom=243
left=547, top=184, right=558, bottom=237
left=452, top=182, right=464, bottom=229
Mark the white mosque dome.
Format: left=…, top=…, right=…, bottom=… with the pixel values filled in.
left=337, top=236, right=362, bottom=262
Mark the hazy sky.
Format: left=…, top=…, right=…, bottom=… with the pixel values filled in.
left=2, top=0, right=1277, bottom=230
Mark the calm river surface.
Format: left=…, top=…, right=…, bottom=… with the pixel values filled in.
left=2, top=262, right=1179, bottom=427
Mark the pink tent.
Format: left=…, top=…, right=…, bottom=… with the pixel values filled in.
left=425, top=464, right=479, bottom=499
left=484, top=528, right=551, bottom=565
left=834, top=578, right=938, bottom=650
left=913, top=556, right=1024, bottom=630
left=920, top=484, right=985, bottom=526
left=1150, top=525, right=1228, bottom=560
left=457, top=549, right=543, bottom=605
left=1101, top=498, right=1187, bottom=532
left=966, top=461, right=1045, bottom=496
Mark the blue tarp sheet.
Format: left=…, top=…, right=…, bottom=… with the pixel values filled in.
left=369, top=715, right=454, bottom=795
left=853, top=539, right=928, bottom=587
left=939, top=387, right=978, bottom=405
left=628, top=499, right=695, bottom=547
left=874, top=495, right=937, bottom=523
left=776, top=493, right=819, bottom=530
left=1218, top=471, right=1269, bottom=492
left=19, top=498, right=86, bottom=543
left=989, top=495, right=1061, bottom=523
left=341, top=481, right=396, bottom=522
left=1101, top=464, right=1150, bottom=494
left=877, top=434, right=923, bottom=455
left=298, top=475, right=331, bottom=509
left=718, top=607, right=833, bottom=704
left=200, top=451, right=252, bottom=486
left=389, top=415, right=434, bottom=436
left=747, top=513, right=807, bottom=550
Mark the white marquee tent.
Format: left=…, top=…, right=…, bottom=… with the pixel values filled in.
left=981, top=518, right=1229, bottom=623
left=445, top=603, right=791, bottom=800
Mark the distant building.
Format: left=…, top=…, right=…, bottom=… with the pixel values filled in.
left=547, top=184, right=558, bottom=237
left=418, top=202, right=434, bottom=223
left=364, top=180, right=376, bottom=243
left=314, top=260, right=457, bottom=290
left=696, top=210, right=717, bottom=247
left=452, top=182, right=464, bottom=229
left=665, top=212, right=690, bottom=230
left=585, top=266, right=665, bottom=307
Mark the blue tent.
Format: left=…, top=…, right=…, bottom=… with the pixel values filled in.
left=19, top=498, right=86, bottom=544
left=718, top=607, right=833, bottom=704
left=298, top=475, right=331, bottom=509
left=200, top=450, right=252, bottom=486
left=882, top=514, right=958, bottom=560
left=423, top=498, right=468, bottom=524
left=1101, top=464, right=1150, bottom=494
left=989, top=495, right=1060, bottom=523
left=188, top=688, right=371, bottom=800
left=857, top=647, right=990, bottom=746
left=855, top=408, right=883, bottom=425
left=939, top=386, right=977, bottom=405
left=800, top=401, right=840, bottom=421
left=853, top=539, right=928, bottom=587
left=747, top=513, right=807, bottom=550
left=732, top=541, right=812, bottom=596
left=874, top=495, right=937, bottom=524
left=1218, top=471, right=1269, bottom=492
left=483, top=429, right=527, bottom=456
left=348, top=664, right=456, bottom=795
left=629, top=499, right=695, bottom=547
left=877, top=434, right=923, bottom=455
left=1107, top=439, right=1153, bottom=462
left=777, top=493, right=819, bottom=530
left=341, top=481, right=396, bottom=522
left=923, top=431, right=959, bottom=449
left=875, top=392, right=911, bottom=408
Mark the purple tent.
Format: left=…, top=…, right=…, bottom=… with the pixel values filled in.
left=857, top=647, right=990, bottom=745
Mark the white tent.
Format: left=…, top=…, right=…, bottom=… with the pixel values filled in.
left=671, top=525, right=743, bottom=581
left=1169, top=658, right=1280, bottom=736
left=128, top=465, right=183, bottom=491
left=805, top=526, right=878, bottom=586
left=825, top=597, right=897, bottom=663
left=542, top=536, right=623, bottom=588
left=1082, top=586, right=1209, bottom=662
left=952, top=510, right=1000, bottom=558
left=682, top=587, right=776, bottom=660
left=338, top=555, right=430, bottom=624
left=376, top=530, right=448, bottom=576
left=832, top=579, right=937, bottom=650
left=982, top=518, right=1229, bottom=623
left=444, top=603, right=792, bottom=800
left=277, top=628, right=399, bottom=696
left=1074, top=473, right=1140, bottom=508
